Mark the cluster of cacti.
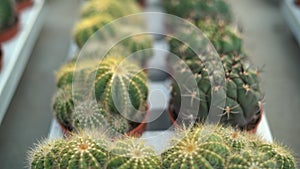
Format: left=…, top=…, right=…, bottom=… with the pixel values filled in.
left=53, top=55, right=148, bottom=134
left=0, top=0, right=17, bottom=31
left=163, top=0, right=233, bottom=24
left=28, top=125, right=296, bottom=168
left=162, top=125, right=296, bottom=169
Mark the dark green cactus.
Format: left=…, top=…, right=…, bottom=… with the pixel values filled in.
left=108, top=137, right=161, bottom=169
left=92, top=56, right=148, bottom=122
left=168, top=20, right=242, bottom=58
left=170, top=52, right=263, bottom=131
left=0, top=0, right=17, bottom=31
left=72, top=14, right=115, bottom=48
left=163, top=0, right=232, bottom=24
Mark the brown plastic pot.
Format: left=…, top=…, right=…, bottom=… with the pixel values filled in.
left=136, top=0, right=146, bottom=8
left=16, top=0, right=33, bottom=13
left=168, top=100, right=263, bottom=133
left=58, top=108, right=149, bottom=137
left=0, top=17, right=19, bottom=43
left=295, top=0, right=300, bottom=6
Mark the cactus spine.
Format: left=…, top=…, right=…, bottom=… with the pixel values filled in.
left=108, top=138, right=161, bottom=169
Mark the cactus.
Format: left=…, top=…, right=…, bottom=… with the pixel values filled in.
left=93, top=56, right=148, bottom=122
left=162, top=126, right=231, bottom=169
left=163, top=0, right=232, bottom=24
left=168, top=20, right=242, bottom=58
left=0, top=0, right=17, bottom=31
left=170, top=52, right=264, bottom=131
left=72, top=101, right=131, bottom=134
left=108, top=137, right=161, bottom=169
left=116, top=34, right=154, bottom=67
left=80, top=0, right=141, bottom=19
left=72, top=14, right=115, bottom=48
left=52, top=85, right=74, bottom=131
left=162, top=125, right=296, bottom=169
left=28, top=132, right=109, bottom=169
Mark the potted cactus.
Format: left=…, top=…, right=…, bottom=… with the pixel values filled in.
left=0, top=0, right=19, bottom=43
left=163, top=0, right=233, bottom=24
left=28, top=125, right=296, bottom=168
left=15, top=0, right=33, bottom=12
left=53, top=55, right=149, bottom=136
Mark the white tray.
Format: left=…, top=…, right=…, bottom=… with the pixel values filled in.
left=0, top=0, right=45, bottom=124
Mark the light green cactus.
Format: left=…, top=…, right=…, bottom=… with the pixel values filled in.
left=72, top=14, right=115, bottom=48
left=162, top=126, right=231, bottom=169
left=163, top=0, right=232, bottom=24
left=108, top=137, right=161, bottom=169
left=80, top=0, right=141, bottom=19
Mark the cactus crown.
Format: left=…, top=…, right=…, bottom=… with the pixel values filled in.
left=108, top=137, right=161, bottom=169
left=93, top=56, right=148, bottom=122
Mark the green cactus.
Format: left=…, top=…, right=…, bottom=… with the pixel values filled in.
left=226, top=149, right=277, bottom=169
left=163, top=0, right=232, bottom=24
left=93, top=56, right=148, bottom=122
left=72, top=14, right=115, bottom=48
left=117, top=34, right=154, bottom=67
left=28, top=132, right=109, bottom=169
left=28, top=139, right=63, bottom=169
left=72, top=100, right=130, bottom=134
left=162, top=126, right=231, bottom=169
left=170, top=52, right=263, bottom=131
left=52, top=85, right=74, bottom=131
left=108, top=137, right=161, bottom=169
left=80, top=0, right=141, bottom=19
left=168, top=20, right=242, bottom=58
left=0, top=0, right=17, bottom=31
left=257, top=143, right=296, bottom=169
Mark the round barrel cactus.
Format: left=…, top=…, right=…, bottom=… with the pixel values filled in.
left=108, top=138, right=161, bottom=169
left=92, top=56, right=148, bottom=122
left=162, top=126, right=230, bottom=168
left=163, top=0, right=232, bottom=24
left=80, top=0, right=140, bottom=19
left=72, top=14, right=115, bottom=48
left=170, top=52, right=264, bottom=131
left=28, top=139, right=64, bottom=169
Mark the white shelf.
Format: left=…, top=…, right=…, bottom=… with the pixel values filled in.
left=0, top=0, right=45, bottom=124
left=282, top=0, right=300, bottom=46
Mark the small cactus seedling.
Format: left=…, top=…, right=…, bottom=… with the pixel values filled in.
left=80, top=0, right=140, bottom=19
left=73, top=14, right=115, bottom=48
left=163, top=0, right=232, bottom=24
left=108, top=137, right=161, bottom=169
left=92, top=56, right=148, bottom=123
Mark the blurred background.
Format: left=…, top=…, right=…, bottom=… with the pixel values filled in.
left=0, top=0, right=299, bottom=168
